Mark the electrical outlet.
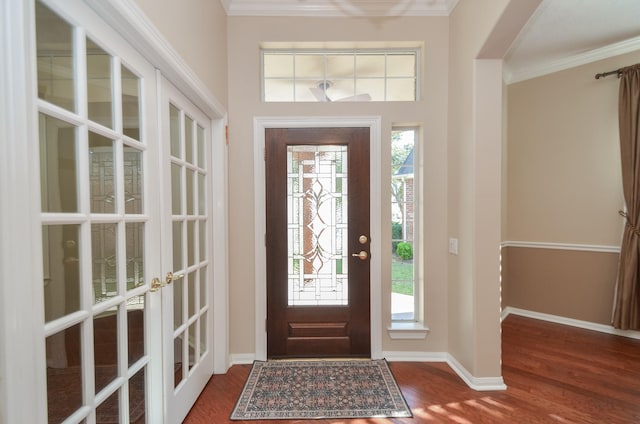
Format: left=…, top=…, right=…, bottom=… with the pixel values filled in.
left=449, top=238, right=458, bottom=255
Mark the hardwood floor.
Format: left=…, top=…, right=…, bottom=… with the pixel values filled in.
left=183, top=315, right=640, bottom=423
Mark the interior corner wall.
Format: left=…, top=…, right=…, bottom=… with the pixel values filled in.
left=448, top=0, right=512, bottom=379
left=132, top=0, right=228, bottom=106
left=503, top=50, right=640, bottom=325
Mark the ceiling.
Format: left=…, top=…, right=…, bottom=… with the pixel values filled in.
left=222, top=0, right=640, bottom=84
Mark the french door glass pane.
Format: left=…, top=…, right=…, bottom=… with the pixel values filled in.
left=187, top=220, right=195, bottom=266
left=129, top=367, right=146, bottom=422
left=127, top=297, right=145, bottom=365
left=125, top=223, right=144, bottom=290
left=89, top=132, right=116, bottom=214
left=170, top=104, right=181, bottom=157
left=185, top=116, right=194, bottom=164
left=197, top=125, right=205, bottom=167
left=287, top=145, right=348, bottom=306
left=199, top=312, right=207, bottom=356
left=39, top=114, right=78, bottom=213
left=171, top=164, right=182, bottom=215
left=36, top=1, right=75, bottom=112
left=94, top=311, right=118, bottom=394
left=42, top=224, right=81, bottom=323
left=121, top=65, right=140, bottom=139
left=188, top=272, right=196, bottom=318
left=86, top=38, right=113, bottom=128
left=96, top=389, right=120, bottom=423
left=124, top=146, right=143, bottom=214
left=172, top=221, right=183, bottom=270
left=173, top=276, right=183, bottom=330
left=46, top=323, right=82, bottom=423
left=92, top=223, right=118, bottom=304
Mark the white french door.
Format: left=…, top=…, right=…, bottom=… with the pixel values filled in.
left=158, top=77, right=214, bottom=423
left=25, top=1, right=216, bottom=423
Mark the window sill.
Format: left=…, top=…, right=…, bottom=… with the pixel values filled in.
left=387, top=322, right=430, bottom=340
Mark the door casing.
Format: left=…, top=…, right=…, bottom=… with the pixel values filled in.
left=253, top=116, right=383, bottom=361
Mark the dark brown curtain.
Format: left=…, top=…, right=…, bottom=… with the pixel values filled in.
left=613, top=64, right=640, bottom=330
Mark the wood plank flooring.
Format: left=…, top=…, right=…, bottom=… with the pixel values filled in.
left=183, top=315, right=640, bottom=423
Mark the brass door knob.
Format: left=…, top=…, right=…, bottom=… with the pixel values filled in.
left=351, top=251, right=368, bottom=260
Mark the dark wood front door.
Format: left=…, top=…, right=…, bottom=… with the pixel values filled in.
left=266, top=127, right=371, bottom=358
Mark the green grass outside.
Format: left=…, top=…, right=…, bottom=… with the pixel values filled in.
left=391, top=259, right=414, bottom=296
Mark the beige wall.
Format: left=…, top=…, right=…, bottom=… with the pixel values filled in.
left=503, top=50, right=640, bottom=323
left=133, top=0, right=228, bottom=105
left=227, top=15, right=450, bottom=356
left=448, top=0, right=526, bottom=378
left=502, top=247, right=619, bottom=325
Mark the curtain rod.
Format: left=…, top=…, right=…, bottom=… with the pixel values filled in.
left=595, top=68, right=622, bottom=79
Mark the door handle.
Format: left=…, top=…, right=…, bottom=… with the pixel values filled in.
left=351, top=251, right=368, bottom=260
left=166, top=271, right=185, bottom=285
left=150, top=277, right=164, bottom=292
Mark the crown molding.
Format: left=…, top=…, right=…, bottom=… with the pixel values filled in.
left=222, top=0, right=459, bottom=17
left=505, top=36, right=640, bottom=84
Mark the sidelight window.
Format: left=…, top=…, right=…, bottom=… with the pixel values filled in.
left=391, top=127, right=419, bottom=321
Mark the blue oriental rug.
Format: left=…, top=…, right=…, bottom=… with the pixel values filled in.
left=230, top=359, right=413, bottom=420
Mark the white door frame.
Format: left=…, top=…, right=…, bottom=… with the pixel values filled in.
left=253, top=116, right=383, bottom=361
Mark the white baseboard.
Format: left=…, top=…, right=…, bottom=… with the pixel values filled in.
left=230, top=353, right=256, bottom=365
left=502, top=306, right=640, bottom=340
left=383, top=351, right=507, bottom=391
left=445, top=354, right=507, bottom=391
left=382, top=351, right=447, bottom=362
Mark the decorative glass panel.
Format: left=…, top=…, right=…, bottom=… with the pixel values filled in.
left=287, top=145, right=348, bottom=306
left=36, top=1, right=75, bottom=112
left=92, top=223, right=118, bottom=304
left=86, top=38, right=112, bottom=128
left=121, top=65, right=140, bottom=139
left=89, top=132, right=115, bottom=214
left=42, top=224, right=81, bottom=322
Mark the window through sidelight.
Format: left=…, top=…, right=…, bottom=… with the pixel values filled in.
left=391, top=128, right=418, bottom=321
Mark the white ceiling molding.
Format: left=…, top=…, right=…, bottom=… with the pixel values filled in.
left=221, top=0, right=459, bottom=17
left=504, top=36, right=640, bottom=84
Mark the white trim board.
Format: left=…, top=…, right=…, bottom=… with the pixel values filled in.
left=502, top=307, right=640, bottom=340
left=501, top=241, right=620, bottom=254
left=253, top=116, right=383, bottom=361
left=504, top=36, right=640, bottom=84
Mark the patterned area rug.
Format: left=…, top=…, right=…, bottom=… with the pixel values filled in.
left=230, top=359, right=412, bottom=420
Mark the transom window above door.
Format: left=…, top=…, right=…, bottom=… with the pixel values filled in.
left=262, top=47, right=419, bottom=102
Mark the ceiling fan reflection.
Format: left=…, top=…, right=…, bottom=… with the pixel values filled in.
left=309, top=81, right=371, bottom=102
